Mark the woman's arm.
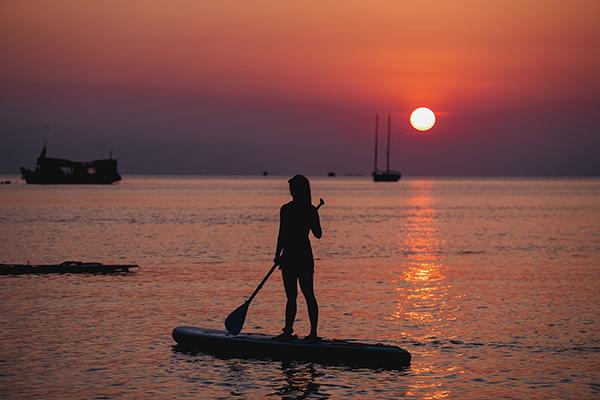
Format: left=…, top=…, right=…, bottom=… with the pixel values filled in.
left=274, top=206, right=286, bottom=263
left=311, top=205, right=322, bottom=239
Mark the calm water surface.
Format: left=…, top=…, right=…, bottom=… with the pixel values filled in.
left=1, top=176, right=599, bottom=399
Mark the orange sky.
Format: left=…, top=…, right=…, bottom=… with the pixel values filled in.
left=1, top=1, right=599, bottom=174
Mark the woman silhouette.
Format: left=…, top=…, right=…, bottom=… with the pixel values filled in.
left=274, top=175, right=322, bottom=340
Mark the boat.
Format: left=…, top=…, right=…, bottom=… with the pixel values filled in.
left=20, top=144, right=121, bottom=184
left=372, top=114, right=401, bottom=182
left=0, top=261, right=139, bottom=275
left=172, top=326, right=411, bottom=369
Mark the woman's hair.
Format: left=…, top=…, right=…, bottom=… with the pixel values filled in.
left=288, top=175, right=312, bottom=205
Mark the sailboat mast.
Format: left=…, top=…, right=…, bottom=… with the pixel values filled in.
left=386, top=114, right=391, bottom=172
left=374, top=114, right=379, bottom=172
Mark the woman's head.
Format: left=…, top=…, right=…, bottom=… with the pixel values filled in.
left=288, top=175, right=311, bottom=205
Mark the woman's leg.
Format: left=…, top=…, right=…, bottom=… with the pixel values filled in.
left=281, top=268, right=298, bottom=334
left=299, top=270, right=318, bottom=337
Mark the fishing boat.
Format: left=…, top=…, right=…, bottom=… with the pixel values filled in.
left=372, top=114, right=401, bottom=182
left=0, top=261, right=138, bottom=275
left=20, top=144, right=121, bottom=184
left=172, top=326, right=411, bottom=369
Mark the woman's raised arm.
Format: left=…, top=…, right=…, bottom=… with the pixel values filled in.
left=311, top=206, right=322, bottom=239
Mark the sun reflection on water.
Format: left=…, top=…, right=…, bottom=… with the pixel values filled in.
left=395, top=181, right=464, bottom=397
left=394, top=183, right=450, bottom=334
left=404, top=262, right=445, bottom=283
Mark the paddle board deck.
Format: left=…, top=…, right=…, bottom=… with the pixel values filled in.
left=172, top=326, right=411, bottom=369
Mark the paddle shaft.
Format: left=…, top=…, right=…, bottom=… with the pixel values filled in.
left=246, top=199, right=324, bottom=304
left=246, top=263, right=278, bottom=304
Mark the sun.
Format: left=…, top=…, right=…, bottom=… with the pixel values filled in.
left=410, top=107, right=436, bottom=131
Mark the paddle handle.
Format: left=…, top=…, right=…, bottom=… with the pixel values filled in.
left=246, top=199, right=325, bottom=303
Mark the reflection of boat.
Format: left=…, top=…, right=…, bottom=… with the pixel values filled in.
left=0, top=261, right=139, bottom=275
left=172, top=326, right=411, bottom=369
left=372, top=114, right=401, bottom=182
left=20, top=144, right=121, bottom=184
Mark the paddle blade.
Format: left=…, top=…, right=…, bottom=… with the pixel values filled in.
left=225, top=300, right=250, bottom=335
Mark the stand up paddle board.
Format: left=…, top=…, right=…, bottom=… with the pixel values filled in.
left=172, top=327, right=411, bottom=369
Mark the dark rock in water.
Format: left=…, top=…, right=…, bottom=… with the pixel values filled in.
left=327, top=172, right=336, bottom=177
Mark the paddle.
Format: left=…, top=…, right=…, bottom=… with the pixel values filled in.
left=225, top=198, right=325, bottom=335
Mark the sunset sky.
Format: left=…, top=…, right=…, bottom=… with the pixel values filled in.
left=1, top=0, right=599, bottom=175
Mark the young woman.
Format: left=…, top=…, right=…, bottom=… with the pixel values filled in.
left=274, top=175, right=322, bottom=340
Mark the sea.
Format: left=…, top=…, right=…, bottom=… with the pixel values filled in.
left=1, top=176, right=599, bottom=399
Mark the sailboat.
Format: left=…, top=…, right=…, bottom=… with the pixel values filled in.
left=372, top=114, right=401, bottom=182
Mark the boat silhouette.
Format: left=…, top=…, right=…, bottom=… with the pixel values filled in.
left=0, top=261, right=138, bottom=275
left=20, top=144, right=121, bottom=184
left=372, top=114, right=401, bottom=182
